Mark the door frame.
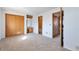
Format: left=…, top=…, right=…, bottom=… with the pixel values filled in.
left=60, top=8, right=64, bottom=47
left=52, top=8, right=64, bottom=47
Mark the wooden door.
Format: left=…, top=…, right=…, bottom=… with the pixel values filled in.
left=53, top=12, right=60, bottom=37
left=38, top=16, right=42, bottom=34
left=6, top=14, right=24, bottom=37
left=15, top=16, right=21, bottom=35
left=6, top=14, right=16, bottom=37
left=19, top=16, right=24, bottom=34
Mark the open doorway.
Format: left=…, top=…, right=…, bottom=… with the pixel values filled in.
left=53, top=12, right=60, bottom=38
left=38, top=16, right=43, bottom=34
left=53, top=9, right=64, bottom=47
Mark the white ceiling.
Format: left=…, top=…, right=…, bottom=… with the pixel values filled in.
left=24, top=7, right=56, bottom=15
left=3, top=7, right=56, bottom=15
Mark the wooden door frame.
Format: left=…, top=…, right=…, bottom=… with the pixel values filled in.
left=60, top=8, right=64, bottom=47
left=5, top=14, right=7, bottom=37
left=52, top=8, right=64, bottom=47
left=38, top=16, right=43, bottom=34
left=5, top=14, right=24, bottom=37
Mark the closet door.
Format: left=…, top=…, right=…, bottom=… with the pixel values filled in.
left=6, top=14, right=24, bottom=37
left=19, top=16, right=24, bottom=34
left=15, top=16, right=24, bottom=35
left=6, top=14, right=15, bottom=37
left=15, top=15, right=21, bottom=35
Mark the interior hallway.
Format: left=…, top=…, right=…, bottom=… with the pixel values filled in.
left=0, top=33, right=69, bottom=51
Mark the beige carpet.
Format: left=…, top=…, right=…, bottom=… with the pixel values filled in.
left=0, top=33, right=69, bottom=51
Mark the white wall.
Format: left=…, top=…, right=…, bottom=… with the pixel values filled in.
left=0, top=8, right=2, bottom=39
left=0, top=8, right=5, bottom=39
left=33, top=8, right=60, bottom=38
left=0, top=8, right=27, bottom=39
left=64, top=7, right=79, bottom=50
left=0, top=8, right=1, bottom=39
left=32, top=15, right=38, bottom=34
left=39, top=11, right=53, bottom=38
